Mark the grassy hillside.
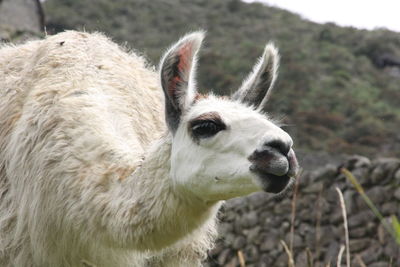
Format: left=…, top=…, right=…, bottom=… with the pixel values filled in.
left=43, top=0, right=400, bottom=157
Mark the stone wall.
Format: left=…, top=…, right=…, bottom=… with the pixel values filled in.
left=205, top=156, right=400, bottom=266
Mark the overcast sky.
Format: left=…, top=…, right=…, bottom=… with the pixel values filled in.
left=244, top=0, right=400, bottom=32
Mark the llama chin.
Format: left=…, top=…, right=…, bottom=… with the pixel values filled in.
left=0, top=30, right=298, bottom=266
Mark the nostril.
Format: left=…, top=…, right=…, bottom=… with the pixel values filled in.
left=264, top=139, right=290, bottom=155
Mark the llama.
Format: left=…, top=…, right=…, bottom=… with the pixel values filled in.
left=0, top=31, right=299, bottom=266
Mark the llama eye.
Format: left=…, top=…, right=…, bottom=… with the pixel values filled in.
left=191, top=121, right=224, bottom=139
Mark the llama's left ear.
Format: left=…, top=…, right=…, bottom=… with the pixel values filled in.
left=160, top=31, right=204, bottom=133
left=232, top=43, right=279, bottom=110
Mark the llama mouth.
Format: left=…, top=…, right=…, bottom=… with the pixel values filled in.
left=262, top=173, right=291, bottom=193
left=251, top=168, right=291, bottom=193
left=249, top=148, right=299, bottom=193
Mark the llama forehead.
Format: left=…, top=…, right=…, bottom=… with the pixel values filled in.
left=186, top=96, right=270, bottom=126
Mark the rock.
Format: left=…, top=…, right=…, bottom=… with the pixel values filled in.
left=349, top=238, right=370, bottom=252
left=348, top=210, right=375, bottom=228
left=323, top=241, right=340, bottom=263
left=354, top=193, right=369, bottom=210
left=240, top=211, right=259, bottom=229
left=370, top=165, right=387, bottom=184
left=329, top=205, right=343, bottom=224
left=273, top=198, right=291, bottom=214
left=297, top=193, right=318, bottom=211
left=232, top=235, right=246, bottom=250
left=244, top=226, right=262, bottom=244
left=224, top=256, right=239, bottom=267
left=369, top=262, right=390, bottom=267
left=208, top=241, right=224, bottom=257
left=247, top=192, right=268, bottom=209
left=343, top=190, right=357, bottom=214
left=326, top=186, right=341, bottom=204
left=218, top=222, right=234, bottom=234
left=321, top=226, right=339, bottom=246
left=281, top=221, right=290, bottom=232
left=234, top=218, right=244, bottom=234
left=269, top=247, right=283, bottom=259
left=244, top=244, right=260, bottom=263
left=394, top=187, right=400, bottom=201
left=295, top=250, right=308, bottom=267
left=217, top=248, right=232, bottom=265
left=383, top=240, right=399, bottom=257
left=302, top=181, right=324, bottom=194
left=224, top=197, right=247, bottom=210
left=374, top=158, right=400, bottom=174
left=360, top=244, right=383, bottom=264
left=274, top=252, right=289, bottom=267
left=365, top=186, right=388, bottom=205
left=223, top=232, right=236, bottom=245
left=298, top=223, right=314, bottom=237
left=395, top=168, right=400, bottom=182
left=370, top=158, right=400, bottom=184
left=344, top=155, right=371, bottom=170
left=351, top=167, right=370, bottom=185
left=381, top=202, right=398, bottom=216
left=222, top=210, right=237, bottom=222
left=284, top=232, right=303, bottom=250
left=312, top=164, right=338, bottom=182
left=260, top=239, right=276, bottom=252
left=349, top=227, right=367, bottom=238
left=258, top=254, right=274, bottom=267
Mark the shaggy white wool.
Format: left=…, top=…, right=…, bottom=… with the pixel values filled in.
left=0, top=31, right=219, bottom=267
left=0, top=30, right=297, bottom=266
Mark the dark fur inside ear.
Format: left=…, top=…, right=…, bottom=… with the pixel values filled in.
left=160, top=32, right=204, bottom=133
left=233, top=43, right=279, bottom=110
left=241, top=59, right=275, bottom=107
left=161, top=53, right=188, bottom=132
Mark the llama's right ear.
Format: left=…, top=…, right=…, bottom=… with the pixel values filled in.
left=232, top=43, right=279, bottom=111
left=160, top=32, right=204, bottom=133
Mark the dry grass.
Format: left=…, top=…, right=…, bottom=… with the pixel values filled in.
left=335, top=187, right=350, bottom=267
left=237, top=250, right=246, bottom=267
left=336, top=245, right=345, bottom=267
left=306, top=248, right=314, bottom=267
left=281, top=240, right=295, bottom=267
left=355, top=254, right=367, bottom=267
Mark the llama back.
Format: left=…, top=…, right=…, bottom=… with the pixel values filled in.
left=0, top=31, right=165, bottom=266
left=0, top=31, right=164, bottom=149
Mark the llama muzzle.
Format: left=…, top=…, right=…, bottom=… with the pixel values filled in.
left=248, top=141, right=299, bottom=193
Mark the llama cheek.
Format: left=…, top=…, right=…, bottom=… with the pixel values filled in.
left=194, top=166, right=260, bottom=200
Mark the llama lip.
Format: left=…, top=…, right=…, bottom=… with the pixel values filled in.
left=250, top=166, right=291, bottom=193
left=249, top=148, right=298, bottom=193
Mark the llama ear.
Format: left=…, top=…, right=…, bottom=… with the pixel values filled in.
left=232, top=43, right=279, bottom=110
left=160, top=31, right=204, bottom=133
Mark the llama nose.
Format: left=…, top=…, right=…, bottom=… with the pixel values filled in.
left=248, top=139, right=291, bottom=177
left=263, top=139, right=291, bottom=156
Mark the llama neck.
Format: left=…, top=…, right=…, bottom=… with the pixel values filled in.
left=115, top=134, right=220, bottom=251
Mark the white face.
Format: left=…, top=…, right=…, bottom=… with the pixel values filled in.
left=170, top=96, right=296, bottom=202
left=159, top=32, right=299, bottom=203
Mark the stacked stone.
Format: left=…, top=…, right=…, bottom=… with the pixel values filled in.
left=205, top=156, right=400, bottom=267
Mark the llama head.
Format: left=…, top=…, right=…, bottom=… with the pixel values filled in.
left=160, top=32, right=299, bottom=202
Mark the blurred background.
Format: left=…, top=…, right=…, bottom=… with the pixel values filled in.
left=1, top=0, right=399, bottom=266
